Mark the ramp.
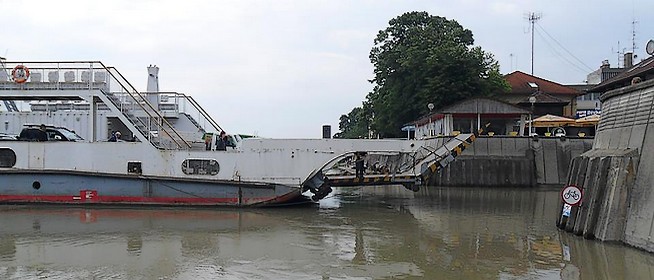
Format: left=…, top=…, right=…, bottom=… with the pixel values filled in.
left=302, top=125, right=487, bottom=201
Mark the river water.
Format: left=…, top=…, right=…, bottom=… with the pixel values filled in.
left=0, top=186, right=652, bottom=280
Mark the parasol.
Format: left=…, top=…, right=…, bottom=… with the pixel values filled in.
left=573, top=114, right=600, bottom=127
left=530, top=114, right=575, bottom=127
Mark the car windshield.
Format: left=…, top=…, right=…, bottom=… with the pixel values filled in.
left=57, top=128, right=84, bottom=141
left=0, top=133, right=16, bottom=140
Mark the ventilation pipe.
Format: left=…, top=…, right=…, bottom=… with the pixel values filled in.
left=146, top=65, right=160, bottom=109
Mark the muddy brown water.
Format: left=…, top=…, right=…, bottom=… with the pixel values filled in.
left=0, top=186, right=652, bottom=279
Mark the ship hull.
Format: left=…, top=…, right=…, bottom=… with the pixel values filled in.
left=0, top=169, right=306, bottom=207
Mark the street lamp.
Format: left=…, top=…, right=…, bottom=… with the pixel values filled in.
left=528, top=96, right=537, bottom=136
left=427, top=103, right=434, bottom=136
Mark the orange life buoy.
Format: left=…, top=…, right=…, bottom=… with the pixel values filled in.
left=11, top=65, right=30, bottom=84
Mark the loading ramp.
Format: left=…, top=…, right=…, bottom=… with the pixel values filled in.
left=302, top=125, right=487, bottom=201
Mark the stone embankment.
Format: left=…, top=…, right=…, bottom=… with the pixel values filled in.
left=427, top=136, right=593, bottom=187
left=556, top=79, right=654, bottom=252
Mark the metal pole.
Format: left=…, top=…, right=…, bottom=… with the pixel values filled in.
left=427, top=103, right=434, bottom=137
left=529, top=113, right=532, bottom=136
left=429, top=116, right=432, bottom=136
left=531, top=18, right=535, bottom=75
left=527, top=12, right=541, bottom=75
left=528, top=96, right=537, bottom=136
left=529, top=103, right=534, bottom=136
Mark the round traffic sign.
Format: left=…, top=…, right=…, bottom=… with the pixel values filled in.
left=561, top=185, right=582, bottom=206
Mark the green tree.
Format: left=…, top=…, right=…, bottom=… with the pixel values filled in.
left=334, top=103, right=372, bottom=139
left=362, top=11, right=508, bottom=137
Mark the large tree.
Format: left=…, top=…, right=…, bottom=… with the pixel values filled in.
left=334, top=102, right=372, bottom=139
left=345, top=11, right=507, bottom=138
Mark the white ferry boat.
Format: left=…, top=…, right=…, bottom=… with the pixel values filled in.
left=0, top=60, right=477, bottom=207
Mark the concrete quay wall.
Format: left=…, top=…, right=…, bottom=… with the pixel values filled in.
left=557, top=79, right=654, bottom=253
left=426, top=136, right=593, bottom=187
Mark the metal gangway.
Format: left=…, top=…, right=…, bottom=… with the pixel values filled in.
left=302, top=126, right=487, bottom=201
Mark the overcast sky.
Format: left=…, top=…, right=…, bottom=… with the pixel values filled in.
left=1, top=0, right=652, bottom=138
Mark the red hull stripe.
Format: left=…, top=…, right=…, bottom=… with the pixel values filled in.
left=0, top=194, right=249, bottom=205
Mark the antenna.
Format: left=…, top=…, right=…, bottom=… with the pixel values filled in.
left=525, top=12, right=541, bottom=75
left=631, top=0, right=638, bottom=57
left=613, top=41, right=624, bottom=68
left=631, top=18, right=638, bottom=56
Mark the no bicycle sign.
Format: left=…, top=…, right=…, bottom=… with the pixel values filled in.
left=561, top=185, right=582, bottom=206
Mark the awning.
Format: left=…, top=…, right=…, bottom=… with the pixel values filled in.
left=401, top=125, right=416, bottom=132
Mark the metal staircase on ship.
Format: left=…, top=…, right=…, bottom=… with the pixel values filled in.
left=0, top=61, right=219, bottom=150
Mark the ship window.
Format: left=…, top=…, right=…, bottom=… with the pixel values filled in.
left=181, top=159, right=220, bottom=176
left=0, top=148, right=16, bottom=167
left=128, top=161, right=142, bottom=174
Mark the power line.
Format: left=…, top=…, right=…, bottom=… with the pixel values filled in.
left=535, top=23, right=594, bottom=72
left=533, top=28, right=590, bottom=75
left=534, top=28, right=589, bottom=74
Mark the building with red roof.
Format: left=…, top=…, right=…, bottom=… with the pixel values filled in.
left=499, top=71, right=581, bottom=117
left=405, top=71, right=584, bottom=138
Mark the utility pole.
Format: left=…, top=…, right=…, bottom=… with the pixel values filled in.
left=509, top=53, right=514, bottom=71
left=526, top=12, right=541, bottom=75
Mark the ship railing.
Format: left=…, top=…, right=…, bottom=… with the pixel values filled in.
left=0, top=61, right=191, bottom=149
left=0, top=66, right=110, bottom=91
left=182, top=94, right=222, bottom=133
left=143, top=91, right=224, bottom=144
left=101, top=64, right=191, bottom=150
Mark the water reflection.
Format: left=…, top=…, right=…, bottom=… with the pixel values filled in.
left=0, top=187, right=652, bottom=279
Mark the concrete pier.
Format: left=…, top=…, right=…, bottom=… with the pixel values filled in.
left=558, top=79, right=654, bottom=252
left=427, top=136, right=593, bottom=187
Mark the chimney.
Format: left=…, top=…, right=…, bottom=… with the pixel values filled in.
left=146, top=65, right=160, bottom=110
left=601, top=60, right=610, bottom=68
left=322, top=125, right=332, bottom=139
left=624, top=52, right=633, bottom=68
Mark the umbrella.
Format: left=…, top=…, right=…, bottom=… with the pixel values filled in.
left=531, top=114, right=575, bottom=127
left=573, top=114, right=600, bottom=127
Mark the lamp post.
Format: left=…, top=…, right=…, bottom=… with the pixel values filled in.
left=428, top=103, right=434, bottom=136
left=528, top=96, right=536, bottom=136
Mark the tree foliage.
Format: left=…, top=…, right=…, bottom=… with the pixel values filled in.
left=334, top=102, right=372, bottom=139
left=338, top=11, right=508, bottom=138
